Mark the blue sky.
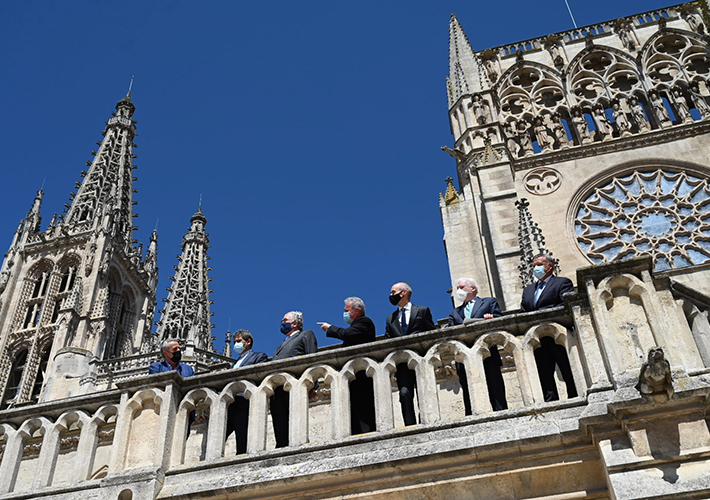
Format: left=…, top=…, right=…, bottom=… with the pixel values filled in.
left=0, top=0, right=671, bottom=356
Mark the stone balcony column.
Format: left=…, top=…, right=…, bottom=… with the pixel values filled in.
left=570, top=301, right=612, bottom=391
left=328, top=370, right=351, bottom=440
left=32, top=420, right=61, bottom=489
left=415, top=354, right=440, bottom=425
left=456, top=342, right=490, bottom=414
left=205, top=390, right=232, bottom=461
left=0, top=424, right=21, bottom=494
left=288, top=377, right=310, bottom=447
left=108, top=391, right=131, bottom=473
left=369, top=360, right=395, bottom=432
left=246, top=384, right=270, bottom=454
left=76, top=414, right=101, bottom=481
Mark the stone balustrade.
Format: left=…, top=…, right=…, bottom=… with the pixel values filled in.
left=1, top=257, right=710, bottom=499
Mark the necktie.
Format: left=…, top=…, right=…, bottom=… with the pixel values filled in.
left=464, top=300, right=474, bottom=319
left=401, top=308, right=407, bottom=334
left=534, top=281, right=545, bottom=305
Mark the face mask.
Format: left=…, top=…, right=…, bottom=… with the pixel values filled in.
left=343, top=312, right=353, bottom=325
left=280, top=322, right=293, bottom=335
left=233, top=342, right=245, bottom=355
left=455, top=289, right=469, bottom=302
left=171, top=350, right=182, bottom=363
left=533, top=265, right=547, bottom=280
left=389, top=293, right=402, bottom=306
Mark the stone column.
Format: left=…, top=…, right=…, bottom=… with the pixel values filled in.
left=288, top=378, right=310, bottom=447
left=0, top=425, right=21, bottom=494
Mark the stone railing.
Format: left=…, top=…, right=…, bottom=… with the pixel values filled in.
left=1, top=258, right=710, bottom=499
left=493, top=5, right=677, bottom=58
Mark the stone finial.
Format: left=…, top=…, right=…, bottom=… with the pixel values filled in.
left=442, top=177, right=460, bottom=205
left=635, top=347, right=673, bottom=401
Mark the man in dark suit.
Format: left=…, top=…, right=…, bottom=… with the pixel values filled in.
left=520, top=253, right=577, bottom=401
left=148, top=339, right=195, bottom=377
left=448, top=277, right=506, bottom=414
left=318, top=297, right=376, bottom=435
left=226, top=330, right=268, bottom=454
left=384, top=282, right=436, bottom=426
left=271, top=311, right=318, bottom=448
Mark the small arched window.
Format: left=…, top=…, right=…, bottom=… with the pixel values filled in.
left=1, top=349, right=28, bottom=409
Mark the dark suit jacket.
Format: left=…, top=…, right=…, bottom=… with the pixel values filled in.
left=326, top=316, right=376, bottom=347
left=520, top=275, right=574, bottom=312
left=232, top=349, right=268, bottom=368
left=385, top=304, right=435, bottom=338
left=272, top=330, right=318, bottom=360
left=448, top=296, right=502, bottom=326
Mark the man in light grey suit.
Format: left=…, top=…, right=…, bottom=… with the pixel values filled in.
left=271, top=311, right=317, bottom=448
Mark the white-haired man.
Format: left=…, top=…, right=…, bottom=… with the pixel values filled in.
left=448, top=277, right=505, bottom=414
left=148, top=339, right=194, bottom=377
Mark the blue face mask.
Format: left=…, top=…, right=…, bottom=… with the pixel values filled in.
left=233, top=342, right=245, bottom=355
left=533, top=265, right=547, bottom=280
left=280, top=322, right=293, bottom=335
left=343, top=312, right=353, bottom=325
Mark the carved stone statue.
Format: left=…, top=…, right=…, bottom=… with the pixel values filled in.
left=550, top=113, right=569, bottom=148
left=471, top=94, right=491, bottom=125
left=483, top=58, right=498, bottom=82
left=671, top=87, right=692, bottom=123
left=572, top=108, right=591, bottom=143
left=502, top=121, right=520, bottom=156
left=629, top=97, right=650, bottom=131
left=612, top=102, right=631, bottom=136
left=635, top=347, right=673, bottom=400
left=533, top=116, right=554, bottom=150
left=649, top=90, right=671, bottom=125
left=615, top=20, right=638, bottom=51
left=516, top=120, right=534, bottom=155
left=689, top=83, right=710, bottom=118
left=592, top=106, right=612, bottom=140
left=682, top=9, right=705, bottom=33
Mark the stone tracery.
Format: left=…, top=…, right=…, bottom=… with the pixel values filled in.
left=575, top=169, right=710, bottom=271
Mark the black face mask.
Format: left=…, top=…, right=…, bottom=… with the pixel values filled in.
left=389, top=293, right=402, bottom=306
left=171, top=350, right=182, bottom=363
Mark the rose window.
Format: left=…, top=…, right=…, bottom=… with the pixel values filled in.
left=575, top=169, right=710, bottom=271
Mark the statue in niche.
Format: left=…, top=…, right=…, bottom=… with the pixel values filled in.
left=572, top=108, right=591, bottom=143
left=611, top=102, right=632, bottom=136
left=671, top=87, right=692, bottom=122
left=533, top=116, right=554, bottom=150
left=615, top=20, right=638, bottom=51
left=689, top=83, right=710, bottom=118
left=550, top=113, right=569, bottom=148
left=544, top=36, right=565, bottom=66
left=682, top=8, right=705, bottom=33
left=516, top=120, right=534, bottom=155
left=502, top=121, right=520, bottom=156
left=649, top=90, right=671, bottom=125
left=629, top=96, right=650, bottom=131
left=483, top=56, right=499, bottom=82
left=471, top=94, right=491, bottom=125
left=635, top=347, right=673, bottom=400
left=592, top=106, right=613, bottom=140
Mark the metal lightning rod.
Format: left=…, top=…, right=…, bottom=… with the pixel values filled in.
left=564, top=0, right=578, bottom=28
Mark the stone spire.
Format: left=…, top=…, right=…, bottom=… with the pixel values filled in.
left=63, top=92, right=138, bottom=251
left=22, top=189, right=44, bottom=236
left=155, top=207, right=215, bottom=351
left=516, top=198, right=559, bottom=288
left=447, top=14, right=487, bottom=107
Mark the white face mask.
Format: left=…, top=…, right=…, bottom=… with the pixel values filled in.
left=533, top=265, right=547, bottom=280
left=233, top=342, right=245, bottom=355
left=455, top=288, right=469, bottom=302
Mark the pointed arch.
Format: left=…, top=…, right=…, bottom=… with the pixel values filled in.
left=495, top=62, right=566, bottom=121
left=641, top=28, right=710, bottom=90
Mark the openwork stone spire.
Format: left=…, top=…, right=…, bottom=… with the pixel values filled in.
left=516, top=198, right=558, bottom=287
left=155, top=207, right=214, bottom=351
left=64, top=92, right=138, bottom=250
left=447, top=14, right=487, bottom=107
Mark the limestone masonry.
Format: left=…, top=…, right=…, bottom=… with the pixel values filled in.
left=1, top=2, right=710, bottom=499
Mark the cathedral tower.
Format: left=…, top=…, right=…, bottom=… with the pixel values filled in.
left=440, top=3, right=710, bottom=309
left=155, top=207, right=215, bottom=353
left=0, top=93, right=158, bottom=406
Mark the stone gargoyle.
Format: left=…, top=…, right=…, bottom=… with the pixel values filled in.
left=635, top=347, right=674, bottom=400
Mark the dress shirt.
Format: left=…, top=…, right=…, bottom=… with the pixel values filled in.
left=464, top=298, right=476, bottom=318
left=534, top=276, right=551, bottom=304
left=234, top=351, right=250, bottom=368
